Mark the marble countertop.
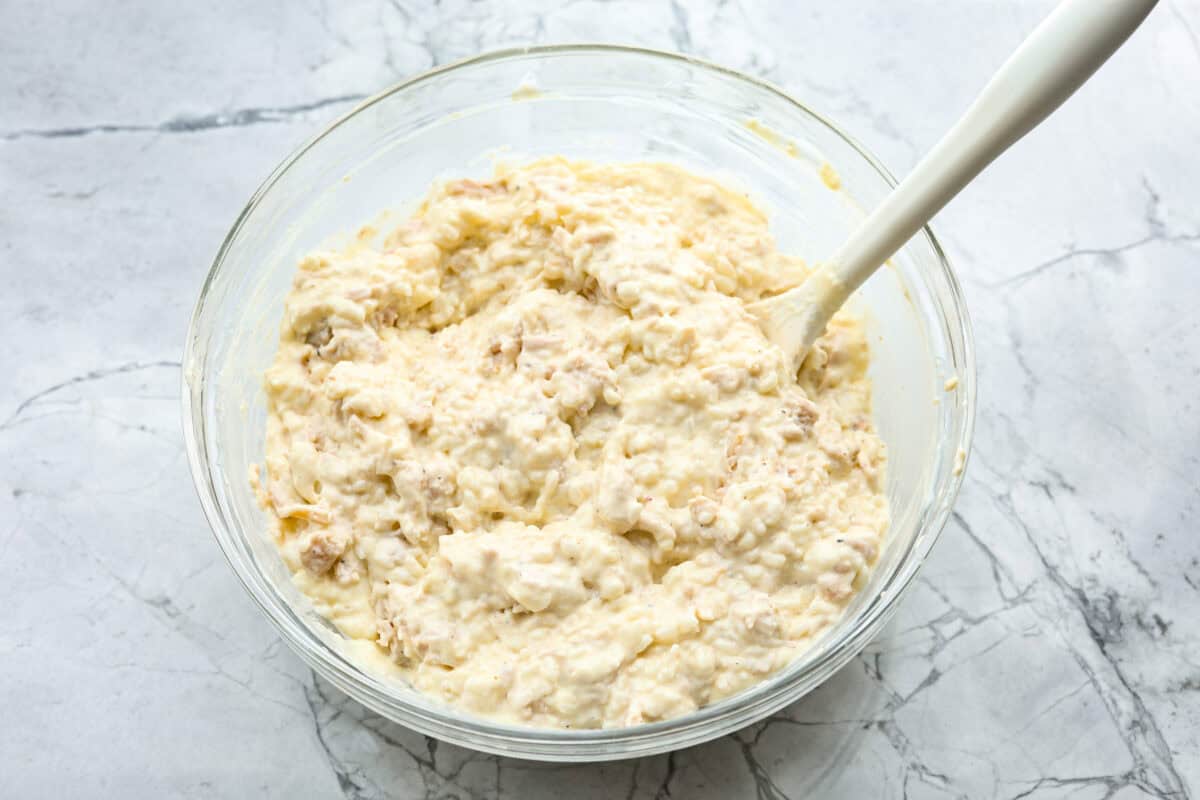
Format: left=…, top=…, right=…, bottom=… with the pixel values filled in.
left=3, top=1, right=1199, bottom=797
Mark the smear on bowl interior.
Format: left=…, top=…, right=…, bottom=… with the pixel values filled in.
left=253, top=158, right=888, bottom=728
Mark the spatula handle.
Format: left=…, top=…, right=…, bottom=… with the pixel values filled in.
left=829, top=0, right=1157, bottom=297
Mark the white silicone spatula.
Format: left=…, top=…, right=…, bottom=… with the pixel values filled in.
left=750, top=0, right=1158, bottom=369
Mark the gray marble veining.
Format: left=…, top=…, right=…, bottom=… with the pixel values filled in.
left=2, top=1, right=1199, bottom=797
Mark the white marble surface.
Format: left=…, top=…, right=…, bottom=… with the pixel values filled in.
left=3, top=1, right=1199, bottom=797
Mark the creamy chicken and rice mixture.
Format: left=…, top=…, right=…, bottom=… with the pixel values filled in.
left=254, top=159, right=887, bottom=728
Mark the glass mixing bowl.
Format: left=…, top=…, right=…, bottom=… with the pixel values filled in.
left=182, top=45, right=974, bottom=762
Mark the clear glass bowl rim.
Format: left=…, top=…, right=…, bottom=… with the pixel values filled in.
left=181, top=43, right=976, bottom=761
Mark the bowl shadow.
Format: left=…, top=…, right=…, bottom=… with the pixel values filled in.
left=300, top=641, right=893, bottom=799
